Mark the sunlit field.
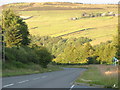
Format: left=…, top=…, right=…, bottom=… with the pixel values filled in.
left=22, top=11, right=117, bottom=45
left=1, top=3, right=118, bottom=45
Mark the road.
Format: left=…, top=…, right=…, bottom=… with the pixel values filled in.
left=2, top=68, right=96, bottom=88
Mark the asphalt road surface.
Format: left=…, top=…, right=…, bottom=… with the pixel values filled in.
left=2, top=68, right=96, bottom=88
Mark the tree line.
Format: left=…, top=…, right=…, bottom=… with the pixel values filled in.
left=30, top=35, right=118, bottom=65
left=1, top=9, right=119, bottom=68
left=2, top=9, right=53, bottom=68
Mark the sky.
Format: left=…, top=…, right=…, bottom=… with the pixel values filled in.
left=0, top=0, right=120, bottom=6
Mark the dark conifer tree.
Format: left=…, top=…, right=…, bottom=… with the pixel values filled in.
left=2, top=9, right=30, bottom=47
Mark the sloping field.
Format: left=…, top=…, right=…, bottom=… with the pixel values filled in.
left=1, top=2, right=118, bottom=45
left=20, top=10, right=117, bottom=45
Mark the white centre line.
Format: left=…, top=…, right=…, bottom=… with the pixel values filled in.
left=33, top=77, right=40, bottom=80
left=70, top=84, right=75, bottom=90
left=41, top=76, right=47, bottom=78
left=3, top=84, right=14, bottom=88
left=18, top=80, right=29, bottom=84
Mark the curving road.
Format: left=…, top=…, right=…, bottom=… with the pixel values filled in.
left=2, top=68, right=95, bottom=89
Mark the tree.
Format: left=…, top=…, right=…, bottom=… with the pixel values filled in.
left=83, top=42, right=96, bottom=64
left=34, top=46, right=53, bottom=68
left=2, top=9, right=30, bottom=47
left=112, top=29, right=120, bottom=64
left=53, top=43, right=89, bottom=64
left=95, top=42, right=116, bottom=64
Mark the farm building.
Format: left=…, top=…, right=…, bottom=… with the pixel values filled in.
left=101, top=13, right=107, bottom=16
left=20, top=16, right=33, bottom=20
left=71, top=17, right=78, bottom=20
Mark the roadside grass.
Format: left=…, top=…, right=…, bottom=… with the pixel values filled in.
left=2, top=64, right=89, bottom=77
left=2, top=63, right=63, bottom=77
left=76, top=65, right=119, bottom=88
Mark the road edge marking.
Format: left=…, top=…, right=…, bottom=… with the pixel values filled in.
left=3, top=84, right=14, bottom=88
left=70, top=84, right=75, bottom=90
left=41, top=76, right=47, bottom=78
left=33, top=77, right=40, bottom=80
left=18, top=80, right=29, bottom=83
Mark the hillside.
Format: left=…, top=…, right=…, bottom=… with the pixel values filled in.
left=1, top=2, right=118, bottom=11
left=2, top=3, right=119, bottom=88
left=0, top=2, right=118, bottom=45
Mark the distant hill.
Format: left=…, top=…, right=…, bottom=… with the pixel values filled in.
left=1, top=2, right=117, bottom=11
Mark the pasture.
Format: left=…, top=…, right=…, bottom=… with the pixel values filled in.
left=21, top=10, right=117, bottom=45
left=1, top=2, right=118, bottom=45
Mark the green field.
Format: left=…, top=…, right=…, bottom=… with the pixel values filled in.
left=22, top=11, right=117, bottom=45
left=1, top=2, right=118, bottom=45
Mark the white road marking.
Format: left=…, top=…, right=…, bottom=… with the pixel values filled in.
left=70, top=84, right=75, bottom=90
left=33, top=77, right=40, bottom=80
left=3, top=84, right=14, bottom=88
left=18, top=80, right=29, bottom=83
left=41, top=76, right=47, bottom=78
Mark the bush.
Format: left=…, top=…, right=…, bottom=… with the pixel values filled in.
left=23, top=46, right=39, bottom=64
left=5, top=47, right=29, bottom=63
left=2, top=61, right=26, bottom=69
left=5, top=47, right=18, bottom=62
left=5, top=46, right=53, bottom=68
left=34, top=47, right=53, bottom=68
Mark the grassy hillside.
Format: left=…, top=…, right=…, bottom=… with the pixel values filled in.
left=2, top=2, right=118, bottom=11
left=1, top=2, right=118, bottom=45
left=22, top=11, right=117, bottom=45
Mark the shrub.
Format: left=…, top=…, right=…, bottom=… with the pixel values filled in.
left=5, top=46, right=53, bottom=68
left=34, top=47, right=53, bottom=68
left=2, top=61, right=26, bottom=69
left=5, top=47, right=18, bottom=62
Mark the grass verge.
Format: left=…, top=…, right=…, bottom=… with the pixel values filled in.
left=2, top=63, right=63, bottom=77
left=75, top=65, right=119, bottom=88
